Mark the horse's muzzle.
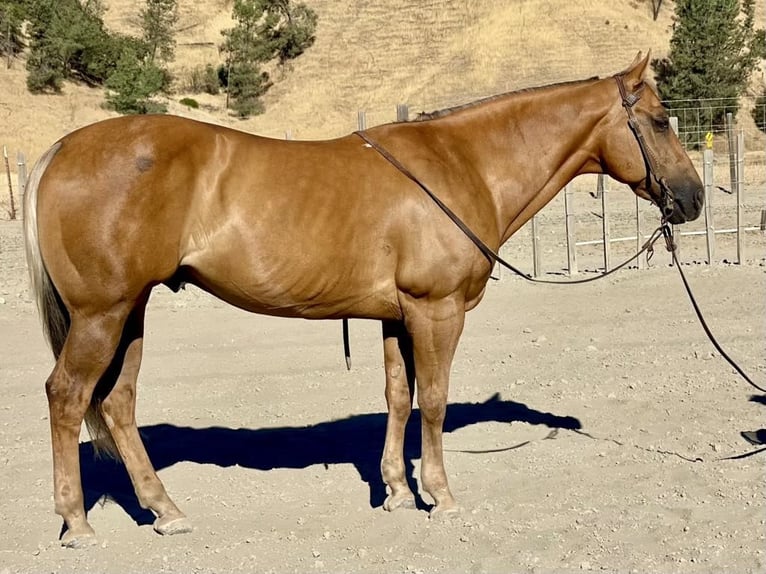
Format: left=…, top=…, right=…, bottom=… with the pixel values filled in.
left=665, top=186, right=704, bottom=224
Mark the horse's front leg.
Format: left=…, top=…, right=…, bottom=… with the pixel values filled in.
left=380, top=320, right=416, bottom=511
left=402, top=295, right=465, bottom=517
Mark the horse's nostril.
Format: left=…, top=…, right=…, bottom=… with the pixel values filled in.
left=694, top=188, right=704, bottom=209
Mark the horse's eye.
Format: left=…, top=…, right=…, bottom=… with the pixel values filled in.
left=653, top=116, right=670, bottom=132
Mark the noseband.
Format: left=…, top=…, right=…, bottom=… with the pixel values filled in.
left=614, top=74, right=676, bottom=221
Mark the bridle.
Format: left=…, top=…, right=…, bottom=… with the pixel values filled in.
left=614, top=73, right=676, bottom=221
left=349, top=82, right=766, bottom=396
left=353, top=75, right=679, bottom=285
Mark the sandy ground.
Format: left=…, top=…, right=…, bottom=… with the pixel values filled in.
left=0, top=209, right=764, bottom=574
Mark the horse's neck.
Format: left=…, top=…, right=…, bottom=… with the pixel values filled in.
left=449, top=80, right=610, bottom=245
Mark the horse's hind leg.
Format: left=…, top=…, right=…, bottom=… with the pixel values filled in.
left=46, top=305, right=133, bottom=547
left=380, top=320, right=416, bottom=511
left=97, top=296, right=192, bottom=536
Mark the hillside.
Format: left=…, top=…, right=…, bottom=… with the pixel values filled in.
left=0, top=0, right=763, bottom=167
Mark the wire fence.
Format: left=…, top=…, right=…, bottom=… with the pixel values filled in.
left=662, top=96, right=764, bottom=149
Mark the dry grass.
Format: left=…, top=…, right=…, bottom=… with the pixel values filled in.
left=0, top=0, right=763, bottom=177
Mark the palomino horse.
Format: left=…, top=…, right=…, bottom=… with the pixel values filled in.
left=24, top=53, right=702, bottom=546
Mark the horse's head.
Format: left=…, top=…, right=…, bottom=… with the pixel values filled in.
left=599, top=52, right=703, bottom=224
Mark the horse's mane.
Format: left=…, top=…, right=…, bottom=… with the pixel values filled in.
left=413, top=76, right=602, bottom=121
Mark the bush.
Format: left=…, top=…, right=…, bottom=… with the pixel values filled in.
left=753, top=90, right=766, bottom=133
left=179, top=97, right=199, bottom=109
left=104, top=50, right=167, bottom=114
left=178, top=64, right=220, bottom=95
left=25, top=0, right=121, bottom=92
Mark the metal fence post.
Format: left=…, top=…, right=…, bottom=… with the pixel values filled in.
left=703, top=146, right=715, bottom=264
left=598, top=175, right=611, bottom=272
left=530, top=216, right=541, bottom=277
left=736, top=130, right=745, bottom=264
left=635, top=195, right=645, bottom=270
left=564, top=184, right=577, bottom=275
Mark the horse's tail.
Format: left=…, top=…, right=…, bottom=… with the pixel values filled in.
left=24, top=142, right=69, bottom=358
left=24, top=143, right=120, bottom=459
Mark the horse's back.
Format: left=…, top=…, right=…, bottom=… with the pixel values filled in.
left=34, top=115, right=489, bottom=319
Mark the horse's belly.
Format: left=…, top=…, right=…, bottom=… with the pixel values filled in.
left=183, top=246, right=401, bottom=321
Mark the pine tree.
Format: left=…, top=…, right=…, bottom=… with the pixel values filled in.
left=25, top=0, right=119, bottom=92
left=103, top=34, right=167, bottom=114
left=0, top=1, right=26, bottom=66
left=141, top=0, right=178, bottom=66
left=221, top=0, right=317, bottom=117
left=652, top=0, right=765, bottom=141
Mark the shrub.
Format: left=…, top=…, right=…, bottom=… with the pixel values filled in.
left=179, top=64, right=220, bottom=95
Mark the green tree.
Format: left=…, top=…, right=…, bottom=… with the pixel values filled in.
left=221, top=0, right=317, bottom=117
left=104, top=36, right=167, bottom=114
left=754, top=93, right=766, bottom=132
left=652, top=0, right=765, bottom=143
left=141, top=0, right=178, bottom=66
left=0, top=1, right=27, bottom=64
left=25, top=0, right=119, bottom=92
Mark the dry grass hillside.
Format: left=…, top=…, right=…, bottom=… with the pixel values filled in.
left=0, top=0, right=763, bottom=170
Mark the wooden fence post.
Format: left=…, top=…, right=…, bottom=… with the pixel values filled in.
left=598, top=175, right=611, bottom=272
left=357, top=110, right=367, bottom=131
left=3, top=145, right=15, bottom=220
left=703, top=146, right=715, bottom=264
left=564, top=184, right=577, bottom=275
left=396, top=104, right=409, bottom=123
left=736, top=130, right=745, bottom=264
left=16, top=151, right=26, bottom=216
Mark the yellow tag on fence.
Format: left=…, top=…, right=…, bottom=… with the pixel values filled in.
left=705, top=132, right=714, bottom=149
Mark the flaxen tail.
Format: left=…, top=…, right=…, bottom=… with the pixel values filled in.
left=23, top=143, right=119, bottom=459
left=23, top=143, right=69, bottom=358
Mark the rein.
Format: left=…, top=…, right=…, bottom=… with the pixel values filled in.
left=354, top=128, right=664, bottom=285
left=346, top=81, right=766, bottom=396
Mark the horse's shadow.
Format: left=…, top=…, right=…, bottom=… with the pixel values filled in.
left=79, top=393, right=581, bottom=525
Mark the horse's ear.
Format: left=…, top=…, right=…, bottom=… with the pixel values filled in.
left=623, top=50, right=652, bottom=89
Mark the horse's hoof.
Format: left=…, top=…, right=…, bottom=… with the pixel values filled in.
left=383, top=493, right=416, bottom=512
left=428, top=504, right=462, bottom=520
left=60, top=528, right=98, bottom=548
left=154, top=514, right=193, bottom=536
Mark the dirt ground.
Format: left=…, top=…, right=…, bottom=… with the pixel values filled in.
left=0, top=207, right=764, bottom=574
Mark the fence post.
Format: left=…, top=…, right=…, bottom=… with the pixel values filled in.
left=736, top=130, right=745, bottom=264
left=703, top=145, right=715, bottom=264
left=357, top=110, right=367, bottom=131
left=635, top=195, right=645, bottom=270
left=564, top=184, right=577, bottom=275
left=3, top=145, right=15, bottom=220
left=598, top=175, right=611, bottom=272
left=530, top=216, right=541, bottom=277
left=396, top=104, right=409, bottom=122
left=16, top=151, right=26, bottom=215
left=725, top=113, right=737, bottom=199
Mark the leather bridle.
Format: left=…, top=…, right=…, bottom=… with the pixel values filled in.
left=348, top=84, right=766, bottom=396
left=614, top=73, right=676, bottom=221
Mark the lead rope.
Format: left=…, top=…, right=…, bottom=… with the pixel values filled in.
left=662, top=225, right=766, bottom=393
left=347, top=132, right=766, bottom=399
